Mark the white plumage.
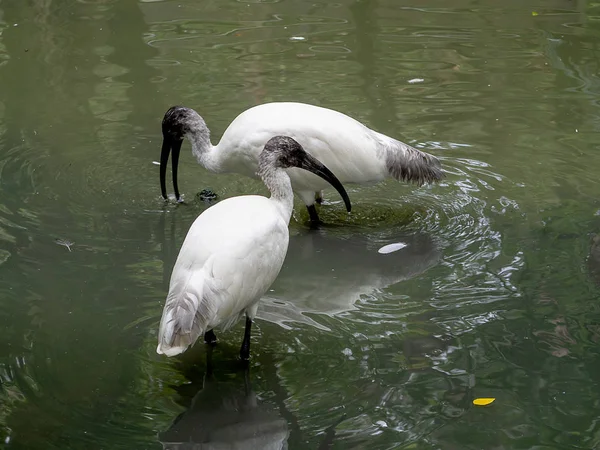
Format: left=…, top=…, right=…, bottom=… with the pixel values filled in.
left=156, top=196, right=286, bottom=357
left=156, top=136, right=351, bottom=359
left=159, top=102, right=443, bottom=221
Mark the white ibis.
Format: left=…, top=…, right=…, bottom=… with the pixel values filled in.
left=159, top=102, right=443, bottom=222
left=156, top=136, right=352, bottom=360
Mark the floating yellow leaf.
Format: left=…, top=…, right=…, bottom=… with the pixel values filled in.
left=532, top=11, right=539, bottom=16
left=473, top=397, right=496, bottom=406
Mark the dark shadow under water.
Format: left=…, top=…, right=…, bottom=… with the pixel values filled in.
left=158, top=349, right=288, bottom=450
left=158, top=347, right=345, bottom=450
left=259, top=228, right=442, bottom=329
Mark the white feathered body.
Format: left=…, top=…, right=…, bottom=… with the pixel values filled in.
left=202, top=102, right=436, bottom=205
left=156, top=195, right=289, bottom=356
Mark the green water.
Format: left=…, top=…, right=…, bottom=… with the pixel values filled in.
left=1, top=0, right=600, bottom=448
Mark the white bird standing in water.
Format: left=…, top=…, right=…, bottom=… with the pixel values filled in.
left=159, top=102, right=443, bottom=222
left=156, top=136, right=352, bottom=360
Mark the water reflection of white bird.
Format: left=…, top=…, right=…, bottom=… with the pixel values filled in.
left=258, top=230, right=441, bottom=329
left=158, top=348, right=346, bottom=450
left=158, top=350, right=289, bottom=450
left=159, top=102, right=444, bottom=222
left=156, top=136, right=351, bottom=360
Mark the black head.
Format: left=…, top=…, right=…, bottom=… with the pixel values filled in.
left=262, top=136, right=308, bottom=169
left=260, top=136, right=352, bottom=213
left=162, top=106, right=194, bottom=141
left=159, top=106, right=206, bottom=201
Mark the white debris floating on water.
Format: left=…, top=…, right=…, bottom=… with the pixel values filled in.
left=55, top=238, right=74, bottom=252
left=289, top=36, right=306, bottom=41
left=408, top=78, right=425, bottom=84
left=378, top=242, right=408, bottom=254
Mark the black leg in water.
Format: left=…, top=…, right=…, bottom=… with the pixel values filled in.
left=243, top=362, right=251, bottom=396
left=239, top=316, right=253, bottom=361
left=205, top=343, right=215, bottom=381
left=306, top=204, right=322, bottom=225
left=317, top=413, right=347, bottom=450
left=204, top=329, right=217, bottom=345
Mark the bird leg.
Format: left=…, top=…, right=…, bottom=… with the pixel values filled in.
left=243, top=363, right=251, bottom=397
left=204, top=343, right=215, bottom=381
left=239, top=316, right=253, bottom=361
left=317, top=412, right=347, bottom=450
left=204, top=329, right=217, bottom=345
left=306, top=204, right=321, bottom=223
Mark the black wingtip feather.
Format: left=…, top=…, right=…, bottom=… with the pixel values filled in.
left=386, top=142, right=445, bottom=186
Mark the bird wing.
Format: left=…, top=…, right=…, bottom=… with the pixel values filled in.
left=183, top=197, right=290, bottom=325
left=217, top=102, right=443, bottom=190
left=217, top=102, right=387, bottom=185
left=157, top=196, right=289, bottom=356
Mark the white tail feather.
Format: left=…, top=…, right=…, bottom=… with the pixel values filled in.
left=156, top=271, right=218, bottom=357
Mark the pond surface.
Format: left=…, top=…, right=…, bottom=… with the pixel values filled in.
left=1, top=0, right=600, bottom=448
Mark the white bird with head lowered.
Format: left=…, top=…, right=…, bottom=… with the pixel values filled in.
left=156, top=136, right=352, bottom=360
left=159, top=102, right=443, bottom=222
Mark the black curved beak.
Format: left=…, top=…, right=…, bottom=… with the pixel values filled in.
left=298, top=154, right=352, bottom=213
left=159, top=136, right=183, bottom=201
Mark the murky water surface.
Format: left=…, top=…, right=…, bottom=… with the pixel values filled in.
left=1, top=0, right=600, bottom=448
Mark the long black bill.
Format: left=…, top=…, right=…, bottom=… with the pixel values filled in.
left=299, top=154, right=352, bottom=213
left=159, top=136, right=183, bottom=201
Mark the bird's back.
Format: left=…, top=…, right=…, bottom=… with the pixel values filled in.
left=175, top=196, right=288, bottom=318
left=216, top=102, right=389, bottom=188
left=157, top=196, right=289, bottom=355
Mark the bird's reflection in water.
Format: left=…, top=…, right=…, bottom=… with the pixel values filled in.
left=158, top=347, right=346, bottom=450
left=158, top=347, right=289, bottom=450
left=259, top=228, right=442, bottom=328
left=157, top=213, right=441, bottom=330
